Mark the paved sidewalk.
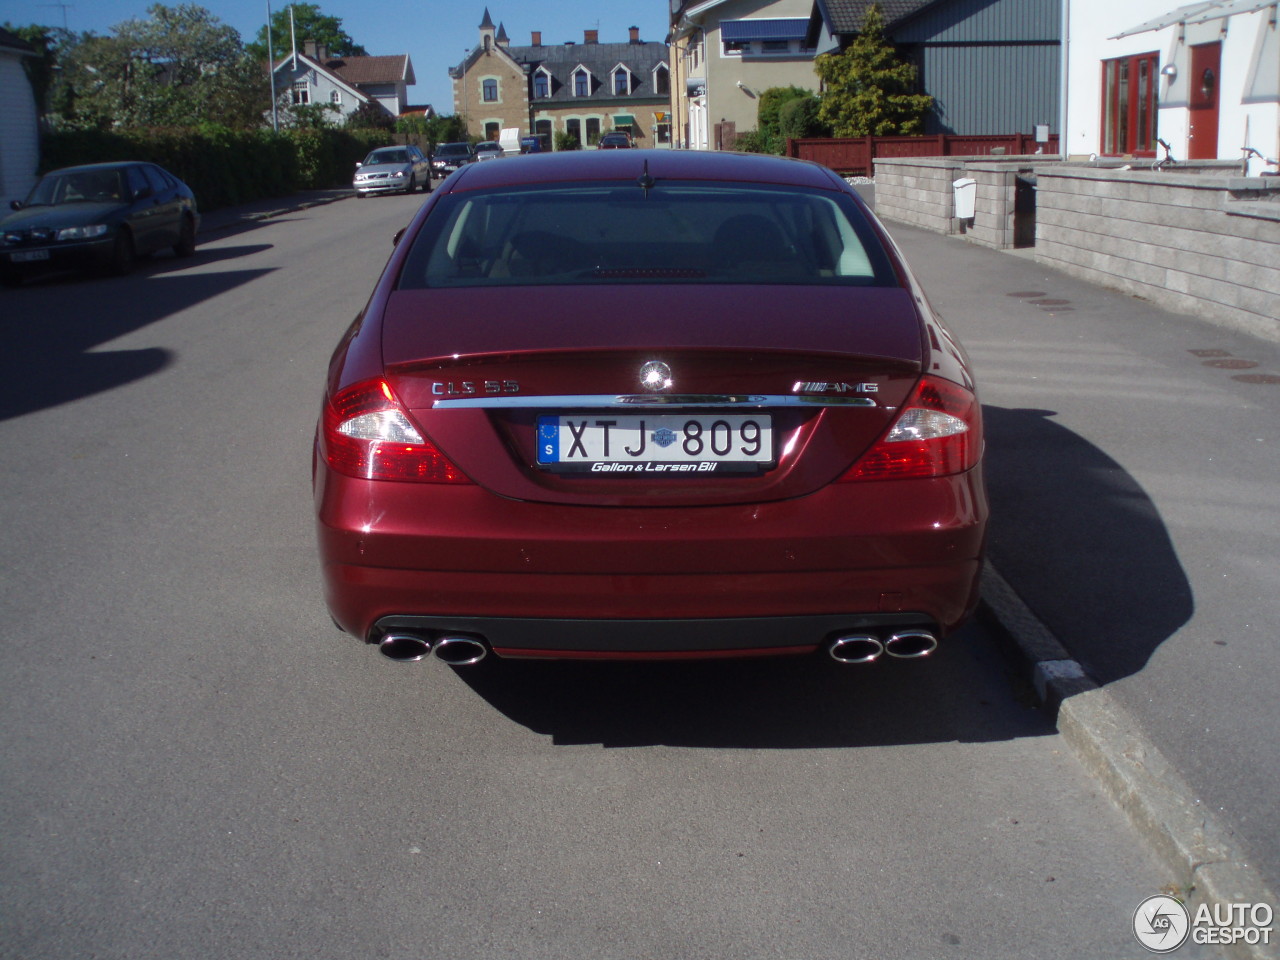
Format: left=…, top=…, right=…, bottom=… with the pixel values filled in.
left=883, top=220, right=1280, bottom=954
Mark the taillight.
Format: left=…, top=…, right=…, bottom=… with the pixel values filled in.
left=841, top=376, right=980, bottom=481
left=322, top=379, right=470, bottom=483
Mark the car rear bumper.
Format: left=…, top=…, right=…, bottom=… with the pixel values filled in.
left=315, top=463, right=987, bottom=657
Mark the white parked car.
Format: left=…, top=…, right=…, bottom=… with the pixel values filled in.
left=353, top=145, right=431, bottom=197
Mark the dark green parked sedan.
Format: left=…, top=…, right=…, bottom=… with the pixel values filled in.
left=1, top=161, right=200, bottom=285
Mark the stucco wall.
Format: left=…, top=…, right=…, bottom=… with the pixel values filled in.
left=1065, top=1, right=1279, bottom=171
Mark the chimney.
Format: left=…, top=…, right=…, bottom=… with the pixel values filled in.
left=629, top=26, right=640, bottom=44
left=303, top=39, right=318, bottom=58
left=531, top=31, right=542, bottom=46
left=584, top=29, right=598, bottom=44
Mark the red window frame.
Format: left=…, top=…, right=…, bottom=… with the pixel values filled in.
left=1100, top=52, right=1159, bottom=156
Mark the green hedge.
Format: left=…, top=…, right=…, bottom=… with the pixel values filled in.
left=39, top=126, right=393, bottom=211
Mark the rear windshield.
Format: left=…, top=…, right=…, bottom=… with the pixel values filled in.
left=397, top=180, right=898, bottom=289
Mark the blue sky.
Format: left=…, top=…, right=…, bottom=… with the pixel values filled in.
left=0, top=1, right=672, bottom=112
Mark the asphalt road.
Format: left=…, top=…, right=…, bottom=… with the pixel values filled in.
left=0, top=192, right=1219, bottom=959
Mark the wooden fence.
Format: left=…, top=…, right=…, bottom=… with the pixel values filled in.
left=786, top=133, right=1061, bottom=176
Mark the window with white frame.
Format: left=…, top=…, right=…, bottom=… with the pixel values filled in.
left=533, top=68, right=551, bottom=99
left=482, top=78, right=498, bottom=102
left=612, top=66, right=631, bottom=96
left=291, top=81, right=310, bottom=105
left=653, top=62, right=669, bottom=96
left=330, top=90, right=341, bottom=105
left=573, top=68, right=590, bottom=97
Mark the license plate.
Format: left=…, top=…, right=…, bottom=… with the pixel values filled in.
left=11, top=250, right=50, bottom=263
left=537, top=414, right=773, bottom=475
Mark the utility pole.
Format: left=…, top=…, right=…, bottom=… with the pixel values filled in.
left=266, top=0, right=278, bottom=131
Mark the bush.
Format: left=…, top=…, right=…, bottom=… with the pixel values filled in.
left=778, top=96, right=829, bottom=141
left=553, top=131, right=580, bottom=152
left=38, top=125, right=392, bottom=211
left=731, top=129, right=774, bottom=154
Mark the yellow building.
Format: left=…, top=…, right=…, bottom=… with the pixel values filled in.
left=451, top=9, right=673, bottom=149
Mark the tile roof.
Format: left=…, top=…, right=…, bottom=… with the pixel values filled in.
left=817, top=0, right=940, bottom=33
left=325, top=54, right=414, bottom=86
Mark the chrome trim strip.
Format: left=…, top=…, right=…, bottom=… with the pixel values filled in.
left=432, top=394, right=877, bottom=409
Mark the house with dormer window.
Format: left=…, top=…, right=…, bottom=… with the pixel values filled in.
left=272, top=40, right=418, bottom=122
left=451, top=9, right=672, bottom=149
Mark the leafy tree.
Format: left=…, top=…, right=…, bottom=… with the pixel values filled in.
left=347, top=100, right=394, bottom=130
left=2, top=23, right=70, bottom=116
left=814, top=3, right=932, bottom=137
left=396, top=113, right=468, bottom=151
left=276, top=97, right=341, bottom=129
left=247, top=3, right=366, bottom=65
left=52, top=5, right=265, bottom=129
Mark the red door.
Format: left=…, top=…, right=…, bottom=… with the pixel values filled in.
left=1188, top=42, right=1221, bottom=160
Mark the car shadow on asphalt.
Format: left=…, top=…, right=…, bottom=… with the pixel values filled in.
left=451, top=623, right=1053, bottom=748
left=0, top=246, right=273, bottom=420
left=981, top=405, right=1194, bottom=686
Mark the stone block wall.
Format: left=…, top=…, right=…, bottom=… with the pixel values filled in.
left=874, top=156, right=1053, bottom=246
left=873, top=158, right=966, bottom=235
left=1034, top=167, right=1280, bottom=340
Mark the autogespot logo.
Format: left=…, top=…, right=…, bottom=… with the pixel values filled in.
left=1133, top=896, right=1191, bottom=953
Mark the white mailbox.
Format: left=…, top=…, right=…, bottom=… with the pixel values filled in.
left=953, top=178, right=977, bottom=220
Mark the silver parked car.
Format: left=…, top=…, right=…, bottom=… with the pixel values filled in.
left=353, top=145, right=431, bottom=197
left=474, top=141, right=505, bottom=162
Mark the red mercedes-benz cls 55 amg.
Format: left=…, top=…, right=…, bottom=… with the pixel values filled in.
left=313, top=150, right=987, bottom=667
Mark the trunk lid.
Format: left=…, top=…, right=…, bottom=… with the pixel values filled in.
left=381, top=285, right=924, bottom=506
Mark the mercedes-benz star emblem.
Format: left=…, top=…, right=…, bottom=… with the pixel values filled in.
left=639, top=360, right=673, bottom=392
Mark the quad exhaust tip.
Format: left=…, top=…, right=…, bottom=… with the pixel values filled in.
left=827, top=629, right=938, bottom=664
left=430, top=635, right=489, bottom=666
left=828, top=633, right=884, bottom=664
left=379, top=633, right=433, bottom=662
left=884, top=629, right=938, bottom=659
left=377, top=633, right=489, bottom=665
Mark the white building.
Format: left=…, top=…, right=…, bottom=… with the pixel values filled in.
left=1063, top=0, right=1279, bottom=174
left=0, top=28, right=40, bottom=209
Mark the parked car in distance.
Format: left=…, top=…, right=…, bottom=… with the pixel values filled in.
left=474, top=141, right=505, bottom=162
left=314, top=150, right=988, bottom=668
left=1, top=161, right=199, bottom=285
left=598, top=132, right=633, bottom=149
left=353, top=145, right=431, bottom=197
left=430, top=142, right=476, bottom=177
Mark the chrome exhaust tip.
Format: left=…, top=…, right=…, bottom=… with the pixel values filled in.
left=378, top=633, right=433, bottom=662
left=828, top=633, right=884, bottom=664
left=884, top=629, right=938, bottom=659
left=431, top=635, right=489, bottom=666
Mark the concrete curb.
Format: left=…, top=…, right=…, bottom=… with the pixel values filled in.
left=980, top=563, right=1278, bottom=959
